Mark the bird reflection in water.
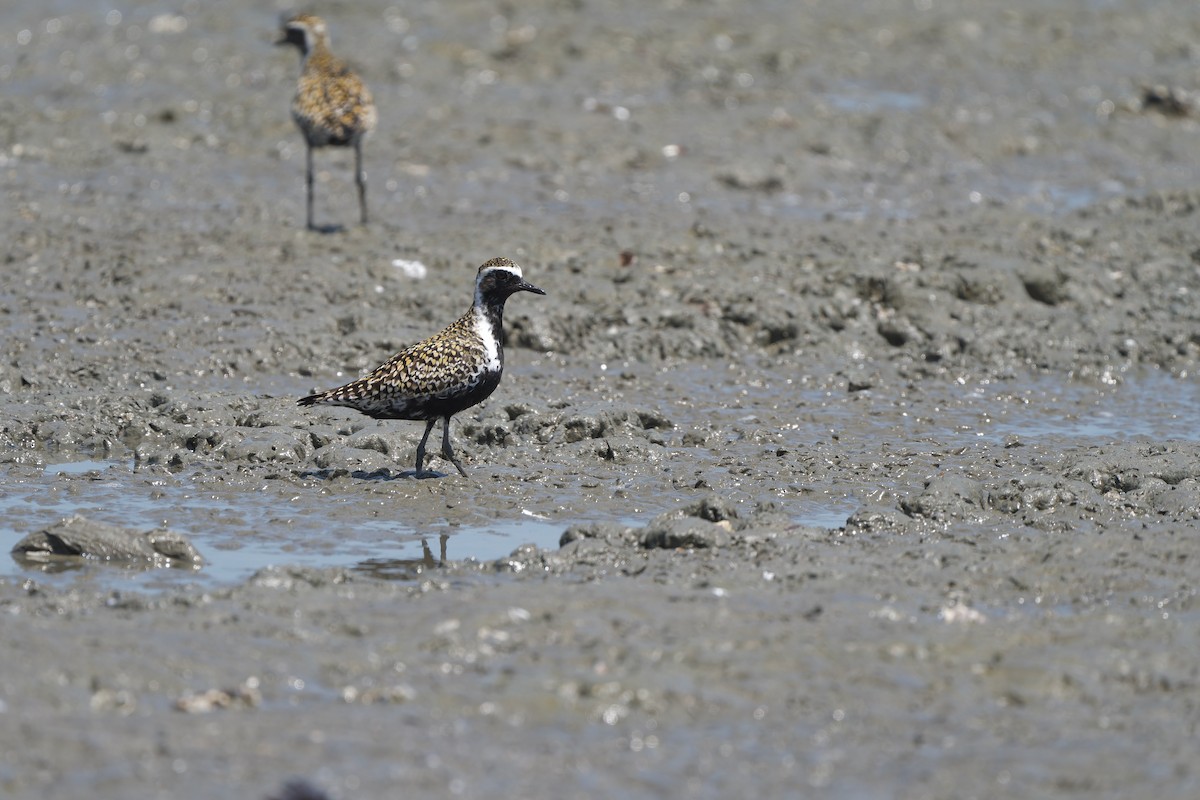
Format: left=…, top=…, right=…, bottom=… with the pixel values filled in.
left=352, top=533, right=449, bottom=580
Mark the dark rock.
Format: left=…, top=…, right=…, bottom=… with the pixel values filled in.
left=12, top=515, right=203, bottom=567
left=640, top=517, right=730, bottom=550
left=560, top=522, right=636, bottom=546
left=1019, top=263, right=1068, bottom=305
left=900, top=473, right=986, bottom=521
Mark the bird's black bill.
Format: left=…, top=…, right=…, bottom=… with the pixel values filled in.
left=519, top=281, right=546, bottom=296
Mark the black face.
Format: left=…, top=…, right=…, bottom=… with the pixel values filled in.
left=276, top=25, right=308, bottom=51
left=481, top=269, right=546, bottom=300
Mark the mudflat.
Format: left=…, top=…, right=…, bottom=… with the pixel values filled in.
left=2, top=2, right=1199, bottom=798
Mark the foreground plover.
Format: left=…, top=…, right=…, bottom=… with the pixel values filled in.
left=299, top=258, right=546, bottom=477
left=277, top=13, right=377, bottom=231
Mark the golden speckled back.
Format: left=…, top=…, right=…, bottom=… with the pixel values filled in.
left=320, top=310, right=495, bottom=418
left=292, top=49, right=376, bottom=147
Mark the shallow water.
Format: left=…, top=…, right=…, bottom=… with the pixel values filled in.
left=0, top=458, right=572, bottom=592
left=3, top=368, right=1195, bottom=592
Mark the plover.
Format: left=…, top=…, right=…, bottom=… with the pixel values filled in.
left=298, top=258, right=546, bottom=477
left=277, top=13, right=377, bottom=231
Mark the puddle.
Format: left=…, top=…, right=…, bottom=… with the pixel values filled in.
left=42, top=459, right=129, bottom=475
left=2, top=452, right=843, bottom=592
left=822, top=85, right=926, bottom=113
left=793, top=499, right=859, bottom=529
left=772, top=368, right=1198, bottom=446
left=960, top=370, right=1199, bottom=443
left=0, top=462, right=575, bottom=593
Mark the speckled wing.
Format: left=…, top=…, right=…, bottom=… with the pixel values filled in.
left=292, top=54, right=376, bottom=146
left=301, top=314, right=492, bottom=419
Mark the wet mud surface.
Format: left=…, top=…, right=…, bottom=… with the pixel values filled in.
left=2, top=1, right=1200, bottom=798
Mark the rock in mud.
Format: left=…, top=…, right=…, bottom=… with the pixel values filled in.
left=640, top=517, right=731, bottom=550
left=267, top=780, right=333, bottom=800
left=1018, top=262, right=1069, bottom=306
left=11, top=515, right=203, bottom=568
left=559, top=521, right=638, bottom=547
left=899, top=473, right=987, bottom=522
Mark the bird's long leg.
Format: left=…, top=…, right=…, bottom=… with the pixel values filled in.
left=441, top=416, right=468, bottom=477
left=414, top=418, right=437, bottom=476
left=355, top=137, right=368, bottom=226
left=305, top=143, right=316, bottom=231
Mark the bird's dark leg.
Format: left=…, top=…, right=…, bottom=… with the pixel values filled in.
left=305, top=143, right=316, bottom=231
left=354, top=137, right=368, bottom=226
left=441, top=416, right=468, bottom=477
left=414, top=418, right=437, bottom=476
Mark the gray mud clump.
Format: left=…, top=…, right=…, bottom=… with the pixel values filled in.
left=12, top=516, right=203, bottom=568
left=2, top=1, right=1200, bottom=799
